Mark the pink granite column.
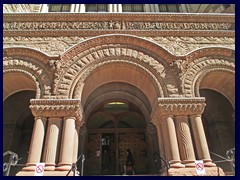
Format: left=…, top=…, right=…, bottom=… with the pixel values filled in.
left=190, top=114, right=216, bottom=167
left=162, top=115, right=185, bottom=168
left=23, top=117, right=47, bottom=171
left=175, top=115, right=196, bottom=167
left=56, top=117, right=76, bottom=171
left=42, top=117, right=63, bottom=171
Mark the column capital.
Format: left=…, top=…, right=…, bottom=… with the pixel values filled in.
left=151, top=98, right=206, bottom=124
left=30, top=99, right=84, bottom=126
left=34, top=117, right=47, bottom=121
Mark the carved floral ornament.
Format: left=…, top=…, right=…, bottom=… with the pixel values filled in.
left=29, top=99, right=84, bottom=124
left=151, top=98, right=206, bottom=124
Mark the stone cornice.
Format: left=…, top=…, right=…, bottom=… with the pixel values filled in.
left=3, top=13, right=235, bottom=37
left=29, top=99, right=84, bottom=123
left=151, top=98, right=206, bottom=124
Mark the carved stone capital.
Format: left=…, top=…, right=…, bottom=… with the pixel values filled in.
left=29, top=99, right=84, bottom=125
left=151, top=98, right=206, bottom=125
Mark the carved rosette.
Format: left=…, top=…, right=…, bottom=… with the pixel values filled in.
left=151, top=98, right=206, bottom=125
left=29, top=99, right=84, bottom=126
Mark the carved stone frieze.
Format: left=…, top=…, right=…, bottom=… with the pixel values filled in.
left=151, top=98, right=206, bottom=125
left=3, top=21, right=232, bottom=31
left=3, top=13, right=234, bottom=37
left=29, top=99, right=84, bottom=123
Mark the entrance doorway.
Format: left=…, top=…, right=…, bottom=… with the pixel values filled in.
left=101, top=133, right=115, bottom=175
left=86, top=101, right=147, bottom=175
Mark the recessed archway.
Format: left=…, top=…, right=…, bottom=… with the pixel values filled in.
left=86, top=98, right=148, bottom=175
left=200, top=89, right=234, bottom=173
left=3, top=90, right=36, bottom=176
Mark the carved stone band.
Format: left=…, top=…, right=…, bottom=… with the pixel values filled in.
left=29, top=99, right=83, bottom=123
left=151, top=97, right=206, bottom=121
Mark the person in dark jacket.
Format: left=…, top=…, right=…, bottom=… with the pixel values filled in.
left=125, top=149, right=135, bottom=175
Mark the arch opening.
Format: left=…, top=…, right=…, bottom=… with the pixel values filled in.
left=200, top=89, right=234, bottom=174
left=3, top=90, right=36, bottom=176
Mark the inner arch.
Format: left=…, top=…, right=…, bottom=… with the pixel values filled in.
left=81, top=63, right=160, bottom=107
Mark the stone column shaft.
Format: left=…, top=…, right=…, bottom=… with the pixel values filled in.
left=23, top=117, right=47, bottom=171
left=175, top=116, right=196, bottom=167
left=162, top=116, right=184, bottom=168
left=56, top=117, right=76, bottom=171
left=190, top=115, right=215, bottom=167
left=72, top=126, right=79, bottom=163
left=43, top=117, right=63, bottom=171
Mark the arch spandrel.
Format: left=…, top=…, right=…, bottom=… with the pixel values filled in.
left=61, top=34, right=176, bottom=64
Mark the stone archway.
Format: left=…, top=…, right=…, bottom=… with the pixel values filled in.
left=83, top=88, right=151, bottom=175
left=197, top=69, right=235, bottom=175
left=3, top=90, right=36, bottom=175
left=200, top=89, right=234, bottom=174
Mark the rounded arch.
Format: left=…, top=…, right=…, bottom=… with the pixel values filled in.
left=3, top=70, right=39, bottom=100
left=3, top=47, right=54, bottom=99
left=198, top=70, right=235, bottom=107
left=79, top=62, right=161, bottom=109
left=3, top=90, right=35, bottom=175
left=61, top=34, right=176, bottom=63
left=182, top=48, right=235, bottom=99
left=199, top=89, right=234, bottom=173
left=56, top=34, right=176, bottom=99
left=84, top=82, right=151, bottom=121
left=4, top=46, right=54, bottom=64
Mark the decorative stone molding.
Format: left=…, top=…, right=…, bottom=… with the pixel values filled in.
left=3, top=47, right=55, bottom=64
left=29, top=99, right=84, bottom=124
left=3, top=36, right=235, bottom=57
left=3, top=21, right=232, bottom=31
left=3, top=13, right=234, bottom=37
left=151, top=98, right=206, bottom=124
left=182, top=57, right=235, bottom=97
left=3, top=58, right=52, bottom=97
left=72, top=60, right=165, bottom=99
left=3, top=69, right=41, bottom=99
left=55, top=40, right=170, bottom=97
left=61, top=35, right=175, bottom=63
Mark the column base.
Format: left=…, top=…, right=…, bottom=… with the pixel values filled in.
left=22, top=166, right=36, bottom=171
left=169, top=161, right=185, bottom=168
left=55, top=165, right=72, bottom=171
left=167, top=166, right=225, bottom=176
left=16, top=170, right=79, bottom=176
left=182, top=160, right=196, bottom=167
left=202, top=159, right=216, bottom=167
left=44, top=166, right=56, bottom=171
